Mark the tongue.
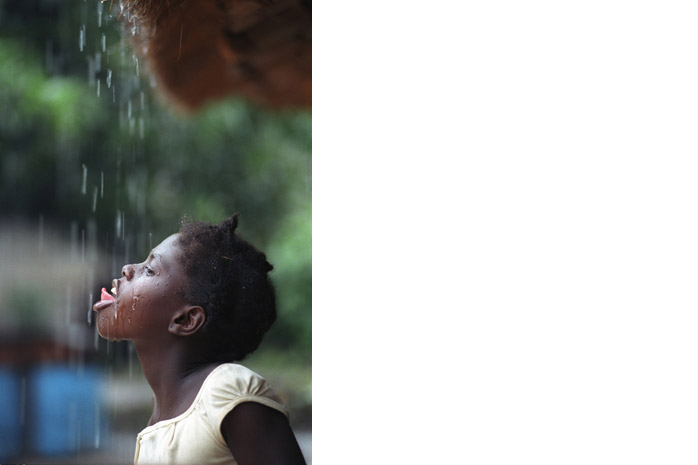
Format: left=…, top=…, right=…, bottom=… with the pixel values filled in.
left=101, top=287, right=115, bottom=302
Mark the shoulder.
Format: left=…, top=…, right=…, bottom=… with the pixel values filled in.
left=205, top=364, right=283, bottom=403
left=207, top=363, right=267, bottom=386
left=201, top=363, right=289, bottom=425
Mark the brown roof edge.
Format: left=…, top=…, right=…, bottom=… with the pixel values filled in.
left=124, top=0, right=312, bottom=112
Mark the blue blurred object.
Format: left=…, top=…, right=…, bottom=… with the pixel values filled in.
left=0, top=368, right=21, bottom=458
left=30, top=364, right=107, bottom=456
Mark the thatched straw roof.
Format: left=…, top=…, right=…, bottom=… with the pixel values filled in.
left=123, top=0, right=311, bottom=111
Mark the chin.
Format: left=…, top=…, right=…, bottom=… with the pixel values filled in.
left=97, top=317, right=123, bottom=341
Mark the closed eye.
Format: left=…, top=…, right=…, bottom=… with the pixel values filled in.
left=145, top=266, right=155, bottom=276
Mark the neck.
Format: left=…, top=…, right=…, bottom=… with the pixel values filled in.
left=133, top=339, right=219, bottom=424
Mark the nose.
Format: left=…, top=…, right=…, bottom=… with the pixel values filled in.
left=122, top=264, right=135, bottom=280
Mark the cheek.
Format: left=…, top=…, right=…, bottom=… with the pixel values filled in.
left=117, top=284, right=150, bottom=321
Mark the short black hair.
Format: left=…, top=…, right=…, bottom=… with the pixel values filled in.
left=176, top=214, right=276, bottom=362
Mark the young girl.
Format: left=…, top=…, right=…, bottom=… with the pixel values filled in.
left=92, top=215, right=306, bottom=465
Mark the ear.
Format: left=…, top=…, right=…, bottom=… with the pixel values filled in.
left=168, top=306, right=206, bottom=337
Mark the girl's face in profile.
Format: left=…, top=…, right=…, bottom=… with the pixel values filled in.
left=93, top=234, right=190, bottom=342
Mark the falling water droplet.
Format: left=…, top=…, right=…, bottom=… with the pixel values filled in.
left=134, top=55, right=139, bottom=77
left=81, top=164, right=87, bottom=194
left=79, top=25, right=85, bottom=52
left=101, top=33, right=106, bottom=52
left=87, top=292, right=93, bottom=325
left=140, top=91, right=145, bottom=110
left=139, top=117, right=144, bottom=139
left=100, top=171, right=104, bottom=198
left=115, top=209, right=122, bottom=238
left=106, top=68, right=112, bottom=88
left=95, top=52, right=101, bottom=72
left=81, top=228, right=86, bottom=263
left=97, top=79, right=101, bottom=97
left=94, top=324, right=99, bottom=350
left=92, top=186, right=98, bottom=212
left=97, top=1, right=103, bottom=27
left=94, top=403, right=101, bottom=448
left=148, top=232, right=152, bottom=250
left=127, top=100, right=132, bottom=119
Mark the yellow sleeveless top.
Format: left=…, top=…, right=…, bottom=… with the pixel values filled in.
left=133, top=363, right=288, bottom=464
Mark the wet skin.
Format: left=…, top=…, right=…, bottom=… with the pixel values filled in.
left=92, top=234, right=190, bottom=342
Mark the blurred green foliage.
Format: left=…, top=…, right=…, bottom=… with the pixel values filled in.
left=0, top=0, right=311, bottom=364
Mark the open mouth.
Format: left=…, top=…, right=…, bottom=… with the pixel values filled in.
left=101, top=287, right=115, bottom=302
left=92, top=285, right=116, bottom=311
